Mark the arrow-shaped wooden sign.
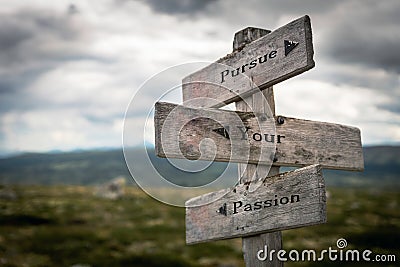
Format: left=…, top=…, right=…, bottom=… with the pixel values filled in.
left=155, top=102, right=364, bottom=171
left=186, top=164, right=326, bottom=244
left=182, top=15, right=314, bottom=107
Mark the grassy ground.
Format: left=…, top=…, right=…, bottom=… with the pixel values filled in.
left=0, top=185, right=399, bottom=267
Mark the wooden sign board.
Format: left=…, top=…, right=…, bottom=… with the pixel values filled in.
left=155, top=102, right=364, bottom=171
left=186, top=164, right=326, bottom=244
left=182, top=15, right=314, bottom=108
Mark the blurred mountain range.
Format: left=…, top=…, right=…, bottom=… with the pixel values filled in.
left=0, top=146, right=399, bottom=188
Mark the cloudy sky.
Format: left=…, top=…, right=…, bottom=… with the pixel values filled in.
left=1, top=0, right=399, bottom=154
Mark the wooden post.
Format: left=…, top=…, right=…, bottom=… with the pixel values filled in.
left=182, top=16, right=315, bottom=107
left=185, top=164, right=326, bottom=244
left=234, top=27, right=283, bottom=267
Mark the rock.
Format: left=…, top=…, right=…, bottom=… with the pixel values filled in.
left=95, top=176, right=126, bottom=200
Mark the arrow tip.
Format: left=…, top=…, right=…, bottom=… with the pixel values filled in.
left=284, top=40, right=299, bottom=56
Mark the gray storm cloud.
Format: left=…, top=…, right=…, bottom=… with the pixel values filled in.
left=143, top=0, right=217, bottom=15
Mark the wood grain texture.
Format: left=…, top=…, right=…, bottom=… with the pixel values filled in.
left=274, top=116, right=364, bottom=171
left=154, top=102, right=364, bottom=171
left=185, top=164, right=327, bottom=244
left=233, top=27, right=271, bottom=51
left=182, top=15, right=314, bottom=108
left=234, top=23, right=282, bottom=262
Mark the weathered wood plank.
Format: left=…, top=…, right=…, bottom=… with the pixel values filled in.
left=185, top=164, right=326, bottom=244
left=233, top=27, right=271, bottom=51
left=182, top=15, right=314, bottom=108
left=154, top=102, right=364, bottom=171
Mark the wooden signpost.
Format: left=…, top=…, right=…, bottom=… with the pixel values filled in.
left=153, top=15, right=364, bottom=266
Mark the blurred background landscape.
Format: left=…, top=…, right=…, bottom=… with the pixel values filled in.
left=1, top=0, right=399, bottom=266
left=0, top=146, right=399, bottom=188
left=1, top=146, right=399, bottom=266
